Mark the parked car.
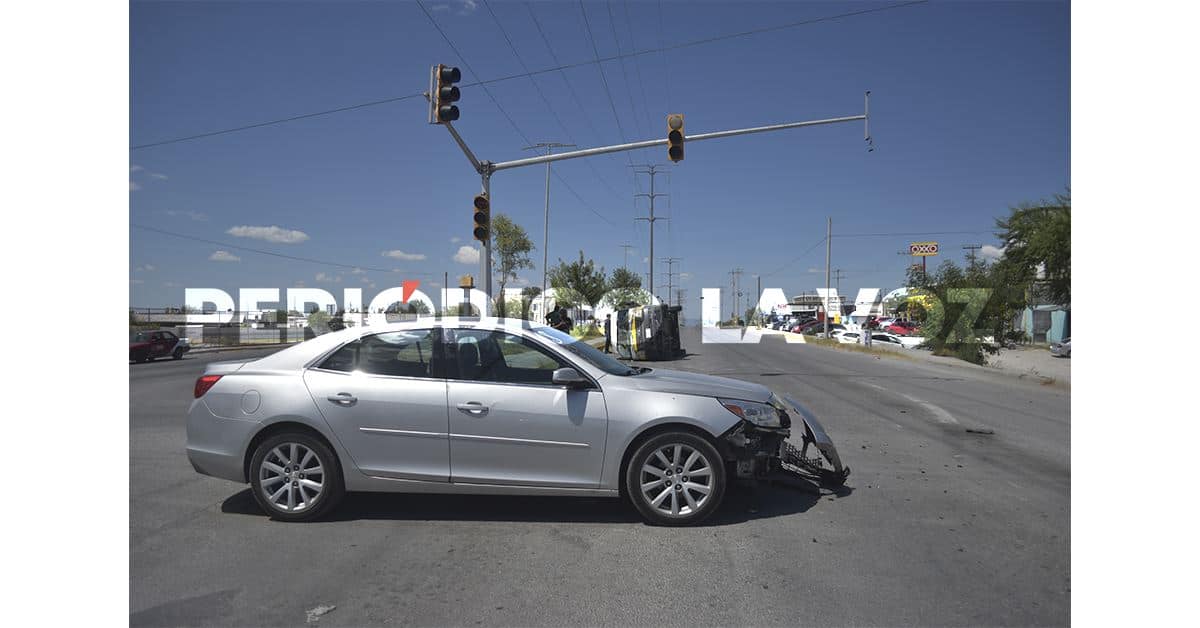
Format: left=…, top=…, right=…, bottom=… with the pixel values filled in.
left=186, top=320, right=849, bottom=525
left=130, top=329, right=190, bottom=362
left=1049, top=337, right=1071, bottom=357
left=885, top=320, right=920, bottom=336
left=835, top=331, right=861, bottom=344
left=790, top=319, right=825, bottom=334
left=804, top=323, right=845, bottom=337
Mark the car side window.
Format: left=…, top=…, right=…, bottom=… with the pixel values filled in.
left=316, top=329, right=442, bottom=378
left=318, top=341, right=359, bottom=372
left=445, top=329, right=567, bottom=385
left=358, top=330, right=438, bottom=378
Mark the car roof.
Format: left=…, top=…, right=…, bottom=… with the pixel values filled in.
left=248, top=317, right=558, bottom=371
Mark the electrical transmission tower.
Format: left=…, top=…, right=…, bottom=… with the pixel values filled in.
left=633, top=165, right=669, bottom=299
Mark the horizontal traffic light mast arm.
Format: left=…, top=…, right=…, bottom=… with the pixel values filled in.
left=491, top=112, right=867, bottom=172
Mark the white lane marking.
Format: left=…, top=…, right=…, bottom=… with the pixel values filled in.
left=862, top=381, right=960, bottom=425
left=899, top=393, right=960, bottom=425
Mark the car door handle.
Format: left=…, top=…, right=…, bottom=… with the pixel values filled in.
left=456, top=402, right=489, bottom=416
left=327, top=393, right=358, bottom=407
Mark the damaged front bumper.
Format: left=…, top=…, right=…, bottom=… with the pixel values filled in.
left=720, top=395, right=850, bottom=488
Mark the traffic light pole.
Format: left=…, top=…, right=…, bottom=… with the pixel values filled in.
left=432, top=93, right=872, bottom=305
left=490, top=98, right=870, bottom=172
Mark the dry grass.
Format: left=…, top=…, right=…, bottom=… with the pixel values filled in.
left=802, top=336, right=918, bottom=362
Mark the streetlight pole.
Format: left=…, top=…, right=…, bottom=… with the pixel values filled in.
left=523, top=141, right=575, bottom=324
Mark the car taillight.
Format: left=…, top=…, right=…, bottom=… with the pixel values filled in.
left=194, top=375, right=222, bottom=398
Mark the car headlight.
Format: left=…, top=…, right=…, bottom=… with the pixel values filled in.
left=719, top=396, right=787, bottom=428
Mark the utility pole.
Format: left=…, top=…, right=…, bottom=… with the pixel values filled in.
left=833, top=268, right=846, bottom=296
left=660, top=257, right=682, bottom=306
left=619, top=243, right=634, bottom=269
left=756, top=274, right=762, bottom=324
left=963, top=244, right=982, bottom=265
left=824, top=216, right=832, bottom=338
left=523, top=141, right=575, bottom=324
left=729, top=268, right=744, bottom=322
left=633, top=165, right=668, bottom=299
left=674, top=288, right=686, bottom=309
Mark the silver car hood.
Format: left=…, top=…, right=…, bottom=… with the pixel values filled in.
left=607, top=368, right=772, bottom=402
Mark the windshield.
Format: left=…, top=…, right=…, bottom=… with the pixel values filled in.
left=529, top=326, right=638, bottom=376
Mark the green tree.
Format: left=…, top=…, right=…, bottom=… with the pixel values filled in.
left=549, top=251, right=607, bottom=313
left=995, top=191, right=1071, bottom=304
left=306, top=310, right=330, bottom=331
left=602, top=266, right=651, bottom=309
left=907, top=258, right=1024, bottom=364
left=491, top=214, right=535, bottom=318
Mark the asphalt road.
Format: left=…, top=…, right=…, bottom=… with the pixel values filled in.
left=130, top=327, right=1069, bottom=627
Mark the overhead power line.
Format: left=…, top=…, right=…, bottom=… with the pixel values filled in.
left=832, top=230, right=1000, bottom=238
left=761, top=236, right=828, bottom=278
left=131, top=224, right=438, bottom=275
left=131, top=0, right=927, bottom=150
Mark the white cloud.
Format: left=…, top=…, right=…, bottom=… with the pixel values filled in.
left=226, top=225, right=310, bottom=244
left=134, top=264, right=156, bottom=272
left=368, top=282, right=376, bottom=289
left=130, top=165, right=143, bottom=173
left=209, top=250, right=241, bottom=262
left=429, top=282, right=442, bottom=288
left=680, top=272, right=693, bottom=281
left=130, top=181, right=140, bottom=191
left=351, top=267, right=366, bottom=274
left=293, top=280, right=307, bottom=288
left=450, top=236, right=461, bottom=243
left=382, top=249, right=427, bottom=261
left=454, top=245, right=480, bottom=264
left=130, top=278, right=144, bottom=284
left=150, top=173, right=168, bottom=180
left=643, top=257, right=650, bottom=263
left=361, top=277, right=371, bottom=284
left=980, top=244, right=1005, bottom=262
left=165, top=209, right=207, bottom=221
left=163, top=281, right=182, bottom=288
left=315, top=272, right=343, bottom=283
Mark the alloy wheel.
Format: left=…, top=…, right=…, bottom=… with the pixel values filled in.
left=638, top=443, right=714, bottom=516
left=258, top=442, right=325, bottom=513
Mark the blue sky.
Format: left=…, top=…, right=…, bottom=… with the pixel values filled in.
left=129, top=0, right=1069, bottom=314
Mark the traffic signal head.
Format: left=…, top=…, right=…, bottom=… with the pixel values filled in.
left=472, top=193, right=490, bottom=242
left=432, top=64, right=462, bottom=123
left=667, top=114, right=684, bottom=162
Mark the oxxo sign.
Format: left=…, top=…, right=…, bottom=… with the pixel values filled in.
left=910, top=241, right=939, bottom=256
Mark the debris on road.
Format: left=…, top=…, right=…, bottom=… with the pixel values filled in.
left=306, top=604, right=336, bottom=623
left=966, top=428, right=996, bottom=435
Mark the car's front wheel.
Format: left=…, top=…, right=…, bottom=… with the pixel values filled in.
left=626, top=431, right=726, bottom=526
left=249, top=432, right=344, bottom=522
left=172, top=347, right=184, bottom=360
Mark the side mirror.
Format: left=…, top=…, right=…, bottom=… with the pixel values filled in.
left=552, top=367, right=590, bottom=389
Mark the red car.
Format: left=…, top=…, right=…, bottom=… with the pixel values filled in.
left=886, top=320, right=921, bottom=336
left=130, top=329, right=190, bottom=362
left=790, top=319, right=825, bottom=334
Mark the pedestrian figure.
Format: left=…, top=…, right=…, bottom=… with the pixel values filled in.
left=603, top=313, right=613, bottom=353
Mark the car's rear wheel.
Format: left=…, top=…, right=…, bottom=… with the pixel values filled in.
left=249, top=432, right=343, bottom=522
left=626, top=431, right=726, bottom=526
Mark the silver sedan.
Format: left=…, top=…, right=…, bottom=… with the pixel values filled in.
left=186, top=319, right=847, bottom=525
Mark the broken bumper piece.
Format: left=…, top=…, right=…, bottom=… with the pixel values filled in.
left=721, top=397, right=849, bottom=489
